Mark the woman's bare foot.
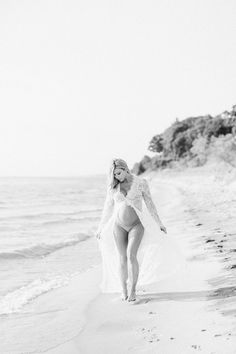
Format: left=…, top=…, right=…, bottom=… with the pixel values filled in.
left=127, top=290, right=136, bottom=302
left=121, top=288, right=128, bottom=301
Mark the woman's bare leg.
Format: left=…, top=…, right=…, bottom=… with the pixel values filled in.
left=127, top=223, right=144, bottom=301
left=113, top=222, right=129, bottom=300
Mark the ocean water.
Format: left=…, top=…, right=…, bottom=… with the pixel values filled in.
left=0, top=175, right=106, bottom=317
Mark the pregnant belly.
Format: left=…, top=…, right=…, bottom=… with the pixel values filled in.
left=117, top=203, right=140, bottom=226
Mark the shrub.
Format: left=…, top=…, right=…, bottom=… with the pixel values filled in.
left=149, top=135, right=163, bottom=153
left=135, top=104, right=236, bottom=173
left=190, top=136, right=209, bottom=166
left=208, top=134, right=236, bottom=167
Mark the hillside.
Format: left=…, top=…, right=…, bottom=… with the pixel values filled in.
left=132, top=105, right=236, bottom=175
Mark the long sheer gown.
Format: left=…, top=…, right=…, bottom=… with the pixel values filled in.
left=96, top=175, right=186, bottom=293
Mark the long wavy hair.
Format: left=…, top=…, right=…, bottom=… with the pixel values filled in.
left=107, top=158, right=131, bottom=191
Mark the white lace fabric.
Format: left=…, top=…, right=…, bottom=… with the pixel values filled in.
left=96, top=188, right=115, bottom=234
left=97, top=176, right=162, bottom=234
left=96, top=175, right=187, bottom=293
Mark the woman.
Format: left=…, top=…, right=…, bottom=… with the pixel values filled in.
left=95, top=158, right=185, bottom=302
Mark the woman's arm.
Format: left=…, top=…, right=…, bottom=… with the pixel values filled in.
left=141, top=179, right=166, bottom=231
left=96, top=187, right=114, bottom=235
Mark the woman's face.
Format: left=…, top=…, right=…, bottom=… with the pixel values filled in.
left=114, top=167, right=127, bottom=182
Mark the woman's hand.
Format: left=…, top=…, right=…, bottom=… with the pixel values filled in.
left=95, top=231, right=102, bottom=240
left=160, top=224, right=167, bottom=234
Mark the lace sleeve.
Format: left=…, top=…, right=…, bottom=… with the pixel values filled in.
left=142, top=179, right=163, bottom=227
left=96, top=187, right=114, bottom=233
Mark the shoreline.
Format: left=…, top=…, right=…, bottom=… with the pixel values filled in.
left=0, top=242, right=102, bottom=354
left=48, top=166, right=236, bottom=353
left=2, top=165, right=236, bottom=353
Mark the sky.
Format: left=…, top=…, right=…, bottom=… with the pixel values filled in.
left=0, top=0, right=236, bottom=176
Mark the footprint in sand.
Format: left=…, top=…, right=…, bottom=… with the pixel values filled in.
left=140, top=326, right=160, bottom=343
left=191, top=344, right=201, bottom=350
left=206, top=239, right=215, bottom=243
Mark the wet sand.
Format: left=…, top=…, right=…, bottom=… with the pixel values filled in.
left=46, top=163, right=236, bottom=353
left=2, top=163, right=236, bottom=353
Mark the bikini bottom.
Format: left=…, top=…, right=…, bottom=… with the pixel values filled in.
left=114, top=213, right=142, bottom=232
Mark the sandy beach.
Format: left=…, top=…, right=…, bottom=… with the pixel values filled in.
left=2, top=164, right=236, bottom=353
left=46, top=163, right=236, bottom=354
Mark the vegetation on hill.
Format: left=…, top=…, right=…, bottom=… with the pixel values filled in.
left=132, top=105, right=236, bottom=174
